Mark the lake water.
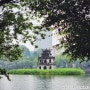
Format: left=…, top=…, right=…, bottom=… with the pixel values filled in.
left=0, top=75, right=90, bottom=90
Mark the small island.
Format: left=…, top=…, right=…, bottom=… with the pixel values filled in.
left=9, top=49, right=85, bottom=76
left=9, top=68, right=85, bottom=75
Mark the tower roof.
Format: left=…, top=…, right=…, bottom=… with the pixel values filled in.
left=41, top=49, right=51, bottom=56
left=38, top=49, right=55, bottom=59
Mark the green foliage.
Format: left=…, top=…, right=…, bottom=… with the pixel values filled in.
left=55, top=55, right=70, bottom=68
left=0, top=45, right=38, bottom=70
left=29, top=0, right=90, bottom=61
left=55, top=55, right=87, bottom=68
left=0, top=68, right=11, bottom=81
left=8, top=68, right=85, bottom=75
left=0, top=0, right=49, bottom=61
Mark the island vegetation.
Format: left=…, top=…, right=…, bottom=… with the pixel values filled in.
left=9, top=68, right=85, bottom=75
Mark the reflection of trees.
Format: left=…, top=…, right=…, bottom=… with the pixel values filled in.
left=34, top=76, right=53, bottom=90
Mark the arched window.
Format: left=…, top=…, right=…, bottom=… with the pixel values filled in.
left=39, top=60, right=41, bottom=63
left=49, top=59, right=51, bottom=63
left=44, top=66, right=47, bottom=69
left=49, top=66, right=52, bottom=69
left=39, top=66, right=41, bottom=69
left=44, top=60, right=47, bottom=63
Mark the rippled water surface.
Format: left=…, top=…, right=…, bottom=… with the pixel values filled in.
left=0, top=75, right=90, bottom=90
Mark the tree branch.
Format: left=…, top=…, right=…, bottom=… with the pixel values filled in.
left=0, top=0, right=15, bottom=6
left=0, top=68, right=11, bottom=81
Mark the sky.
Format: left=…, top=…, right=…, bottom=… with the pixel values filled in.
left=20, top=41, right=34, bottom=51
left=19, top=29, right=60, bottom=51
left=0, top=5, right=59, bottom=51
left=21, top=30, right=60, bottom=51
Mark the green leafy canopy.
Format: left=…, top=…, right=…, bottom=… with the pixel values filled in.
left=0, top=0, right=49, bottom=61
left=0, top=0, right=90, bottom=62
left=29, top=0, right=90, bottom=61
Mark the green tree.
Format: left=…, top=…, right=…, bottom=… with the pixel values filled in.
left=29, top=0, right=90, bottom=61
left=0, top=0, right=47, bottom=78
left=0, top=45, right=38, bottom=70
left=55, top=55, right=70, bottom=68
left=0, top=0, right=48, bottom=61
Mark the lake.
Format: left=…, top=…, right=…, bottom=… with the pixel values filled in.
left=0, top=75, right=90, bottom=90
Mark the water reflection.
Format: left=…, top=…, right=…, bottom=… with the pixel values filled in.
left=0, top=75, right=90, bottom=90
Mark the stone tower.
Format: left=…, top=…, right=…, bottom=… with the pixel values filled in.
left=37, top=49, right=56, bottom=69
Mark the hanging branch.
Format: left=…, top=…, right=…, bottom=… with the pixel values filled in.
left=0, top=68, right=11, bottom=81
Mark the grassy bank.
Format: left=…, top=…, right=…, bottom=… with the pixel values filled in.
left=8, top=68, right=85, bottom=75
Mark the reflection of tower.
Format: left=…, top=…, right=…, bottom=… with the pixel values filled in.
left=37, top=49, right=56, bottom=69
